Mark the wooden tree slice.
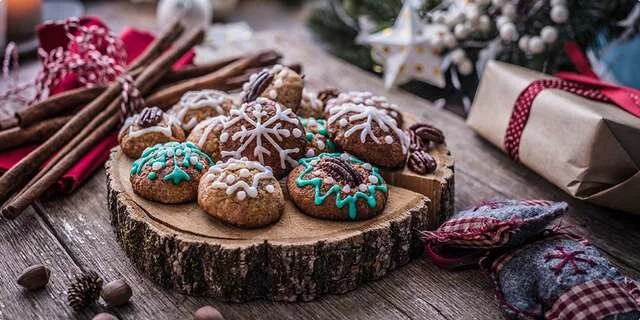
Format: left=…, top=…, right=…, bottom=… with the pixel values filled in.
left=106, top=141, right=452, bottom=301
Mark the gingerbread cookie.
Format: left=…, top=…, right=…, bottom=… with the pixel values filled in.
left=326, top=102, right=408, bottom=168
left=198, top=157, right=284, bottom=228
left=186, top=115, right=227, bottom=160
left=287, top=153, right=388, bottom=221
left=171, top=90, right=234, bottom=132
left=220, top=98, right=307, bottom=179
left=130, top=142, right=213, bottom=204
left=118, top=107, right=185, bottom=159
left=325, top=91, right=404, bottom=128
left=300, top=117, right=337, bottom=157
left=241, top=64, right=304, bottom=111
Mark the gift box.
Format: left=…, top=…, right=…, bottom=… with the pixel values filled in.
left=467, top=61, right=640, bottom=214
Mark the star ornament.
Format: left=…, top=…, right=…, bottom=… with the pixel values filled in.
left=359, top=3, right=446, bottom=89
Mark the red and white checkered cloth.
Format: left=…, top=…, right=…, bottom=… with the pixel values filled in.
left=423, top=216, right=522, bottom=248
left=546, top=278, right=640, bottom=319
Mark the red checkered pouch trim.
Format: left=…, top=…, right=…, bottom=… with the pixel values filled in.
left=546, top=278, right=640, bottom=319
left=423, top=216, right=523, bottom=249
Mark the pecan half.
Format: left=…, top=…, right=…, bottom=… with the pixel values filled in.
left=243, top=70, right=274, bottom=103
left=137, top=107, right=164, bottom=128
left=317, top=87, right=341, bottom=105
left=406, top=129, right=425, bottom=152
left=408, top=150, right=437, bottom=175
left=318, top=157, right=363, bottom=186
left=409, top=123, right=445, bottom=144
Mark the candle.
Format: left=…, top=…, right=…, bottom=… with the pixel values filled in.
left=6, top=0, right=42, bottom=41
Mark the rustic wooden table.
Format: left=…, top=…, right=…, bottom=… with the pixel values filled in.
left=1, top=2, right=639, bottom=320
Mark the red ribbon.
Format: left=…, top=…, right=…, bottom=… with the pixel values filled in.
left=503, top=75, right=640, bottom=160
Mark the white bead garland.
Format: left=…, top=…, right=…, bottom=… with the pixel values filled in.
left=528, top=36, right=545, bottom=54
left=550, top=5, right=569, bottom=23
left=540, top=26, right=558, bottom=44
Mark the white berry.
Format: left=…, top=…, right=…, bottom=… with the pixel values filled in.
left=518, top=36, right=530, bottom=52
left=443, top=32, right=457, bottom=49
left=502, top=3, right=517, bottom=19
left=454, top=24, right=470, bottom=39
left=550, top=5, right=569, bottom=23
left=499, top=23, right=518, bottom=41
left=540, top=26, right=558, bottom=44
left=450, top=48, right=466, bottom=64
left=491, top=0, right=506, bottom=7
left=458, top=59, right=474, bottom=76
left=478, top=15, right=491, bottom=32
left=528, top=36, right=545, bottom=54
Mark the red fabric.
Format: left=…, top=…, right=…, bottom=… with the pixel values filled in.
left=563, top=41, right=599, bottom=79
left=0, top=17, right=194, bottom=193
left=503, top=76, right=640, bottom=160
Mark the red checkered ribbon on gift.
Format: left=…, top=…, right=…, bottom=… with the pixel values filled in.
left=546, top=278, right=640, bottom=319
left=503, top=74, right=640, bottom=160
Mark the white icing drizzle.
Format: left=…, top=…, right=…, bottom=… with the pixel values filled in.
left=221, top=97, right=301, bottom=169
left=193, top=115, right=228, bottom=149
left=119, top=112, right=179, bottom=139
left=328, top=103, right=408, bottom=153
left=204, top=157, right=275, bottom=201
left=176, top=90, right=230, bottom=130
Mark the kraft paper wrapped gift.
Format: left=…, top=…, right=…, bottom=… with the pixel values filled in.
left=467, top=61, right=640, bottom=214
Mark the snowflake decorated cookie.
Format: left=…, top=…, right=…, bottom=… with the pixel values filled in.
left=220, top=98, right=307, bottom=179
left=325, top=91, right=404, bottom=128
left=287, top=153, right=388, bottom=221
left=186, top=115, right=227, bottom=160
left=130, top=142, right=213, bottom=203
left=241, top=64, right=304, bottom=111
left=119, top=106, right=186, bottom=159
left=300, top=117, right=337, bottom=158
left=326, top=99, right=409, bottom=168
left=198, top=157, right=284, bottom=228
left=171, top=90, right=235, bottom=132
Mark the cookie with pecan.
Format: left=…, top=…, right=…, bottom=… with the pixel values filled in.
left=130, top=142, right=213, bottom=203
left=287, top=153, right=388, bottom=221
left=118, top=107, right=185, bottom=159
left=240, top=64, right=304, bottom=111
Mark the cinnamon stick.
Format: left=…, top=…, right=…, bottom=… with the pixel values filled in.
left=15, top=86, right=105, bottom=128
left=159, top=50, right=282, bottom=84
left=2, top=115, right=120, bottom=219
left=0, top=116, right=72, bottom=152
left=127, top=20, right=184, bottom=72
left=0, top=27, right=204, bottom=209
left=145, top=50, right=279, bottom=108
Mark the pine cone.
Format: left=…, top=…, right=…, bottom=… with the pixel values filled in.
left=67, top=271, right=103, bottom=312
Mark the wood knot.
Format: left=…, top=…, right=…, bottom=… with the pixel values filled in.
left=137, top=107, right=164, bottom=128
left=408, top=150, right=436, bottom=175
left=318, top=157, right=362, bottom=186
left=243, top=70, right=274, bottom=103
left=409, top=123, right=445, bottom=144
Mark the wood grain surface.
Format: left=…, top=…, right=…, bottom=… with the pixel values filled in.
left=0, top=2, right=639, bottom=319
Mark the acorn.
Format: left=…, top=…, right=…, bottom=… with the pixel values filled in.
left=194, top=306, right=224, bottom=320
left=17, top=264, right=51, bottom=291
left=92, top=313, right=116, bottom=320
left=101, top=279, right=132, bottom=306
